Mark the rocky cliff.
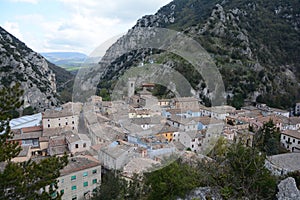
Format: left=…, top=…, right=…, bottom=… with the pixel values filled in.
left=97, top=0, right=300, bottom=109
left=0, top=26, right=73, bottom=112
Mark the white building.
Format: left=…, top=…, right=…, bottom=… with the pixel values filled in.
left=178, top=131, right=203, bottom=152
left=57, top=156, right=101, bottom=200
left=210, top=106, right=236, bottom=120
left=43, top=102, right=82, bottom=130
left=10, top=113, right=42, bottom=129
left=281, top=130, right=300, bottom=152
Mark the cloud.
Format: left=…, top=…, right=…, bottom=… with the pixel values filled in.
left=10, top=0, right=39, bottom=4
left=59, top=0, right=172, bottom=23
left=2, top=0, right=173, bottom=54
left=3, top=22, right=24, bottom=41
left=37, top=11, right=130, bottom=54
left=50, top=0, right=172, bottom=54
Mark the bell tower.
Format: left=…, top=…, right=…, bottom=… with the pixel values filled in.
left=128, top=78, right=136, bottom=97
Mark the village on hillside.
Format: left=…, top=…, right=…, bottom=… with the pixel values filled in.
left=7, top=81, right=300, bottom=200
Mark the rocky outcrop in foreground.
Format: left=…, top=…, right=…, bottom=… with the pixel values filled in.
left=277, top=177, right=300, bottom=200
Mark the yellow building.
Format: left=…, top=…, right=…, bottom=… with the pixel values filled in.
left=155, top=126, right=178, bottom=142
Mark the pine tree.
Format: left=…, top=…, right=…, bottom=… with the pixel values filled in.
left=0, top=83, right=23, bottom=162
left=254, top=120, right=282, bottom=155
left=0, top=83, right=68, bottom=200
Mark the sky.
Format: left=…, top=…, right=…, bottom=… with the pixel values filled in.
left=0, top=0, right=172, bottom=55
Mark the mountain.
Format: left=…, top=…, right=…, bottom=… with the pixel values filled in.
left=41, top=52, right=101, bottom=74
left=41, top=52, right=87, bottom=62
left=96, top=0, right=300, bottom=109
left=0, top=26, right=74, bottom=112
left=41, top=52, right=87, bottom=72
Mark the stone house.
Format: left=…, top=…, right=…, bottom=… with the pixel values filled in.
left=65, top=133, right=91, bottom=154
left=174, top=97, right=199, bottom=110
left=98, top=143, right=138, bottom=170
left=167, top=116, right=198, bottom=132
left=178, top=131, right=203, bottom=152
left=42, top=102, right=82, bottom=130
left=10, top=126, right=48, bottom=156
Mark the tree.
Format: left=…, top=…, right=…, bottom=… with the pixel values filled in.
left=98, top=88, right=111, bottom=101
left=92, top=170, right=127, bottom=200
left=208, top=136, right=229, bottom=161
left=92, top=170, right=145, bottom=200
left=0, top=83, right=23, bottom=162
left=144, top=160, right=201, bottom=200
left=253, top=120, right=282, bottom=155
left=222, top=143, right=277, bottom=199
left=0, top=83, right=68, bottom=200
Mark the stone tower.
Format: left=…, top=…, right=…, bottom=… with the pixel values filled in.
left=128, top=78, right=136, bottom=97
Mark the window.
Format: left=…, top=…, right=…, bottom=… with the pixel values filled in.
left=71, top=175, right=76, bottom=181
left=293, top=139, right=296, bottom=143
left=92, top=169, right=97, bottom=174
left=83, top=143, right=86, bottom=148
left=75, top=144, right=79, bottom=148
left=61, top=179, right=64, bottom=183
left=72, top=121, right=75, bottom=124
left=83, top=182, right=88, bottom=187
left=58, top=123, right=61, bottom=126
left=71, top=185, right=77, bottom=191
left=48, top=124, right=50, bottom=128
left=92, top=179, right=97, bottom=184
left=66, top=122, right=68, bottom=125
left=298, top=141, right=300, bottom=144
left=283, top=136, right=286, bottom=139
left=83, top=172, right=88, bottom=177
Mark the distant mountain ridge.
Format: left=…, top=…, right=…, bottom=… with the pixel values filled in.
left=41, top=52, right=101, bottom=73
left=0, top=26, right=74, bottom=112
left=41, top=52, right=87, bottom=63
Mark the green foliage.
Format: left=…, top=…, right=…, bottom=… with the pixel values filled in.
left=228, top=93, right=244, bottom=110
left=0, top=83, right=23, bottom=162
left=253, top=120, right=282, bottom=155
left=92, top=141, right=278, bottom=200
left=222, top=143, right=277, bottom=199
left=47, top=61, right=74, bottom=103
left=0, top=155, right=68, bottom=200
left=98, top=88, right=111, bottom=101
left=145, top=160, right=201, bottom=200
left=0, top=83, right=68, bottom=199
left=151, top=84, right=175, bottom=99
left=208, top=137, right=229, bottom=161
left=92, top=170, right=127, bottom=200
left=92, top=171, right=145, bottom=200
left=22, top=106, right=35, bottom=116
